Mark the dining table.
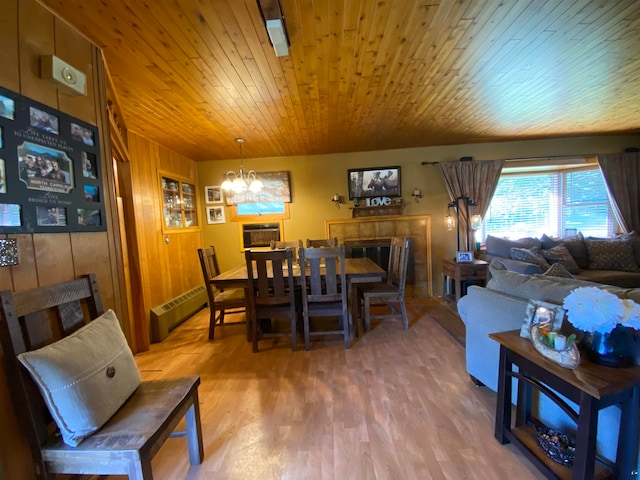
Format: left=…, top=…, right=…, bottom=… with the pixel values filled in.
left=211, top=257, right=386, bottom=342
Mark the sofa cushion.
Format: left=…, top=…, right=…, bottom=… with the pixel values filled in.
left=585, top=238, right=639, bottom=272
left=615, top=232, right=640, bottom=266
left=542, top=263, right=574, bottom=278
left=540, top=244, right=581, bottom=274
left=541, top=233, right=588, bottom=269
left=510, top=247, right=550, bottom=270
left=487, top=259, right=640, bottom=304
left=17, top=310, right=141, bottom=446
left=485, top=235, right=541, bottom=258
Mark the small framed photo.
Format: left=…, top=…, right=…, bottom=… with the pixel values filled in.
left=204, top=185, right=223, bottom=204
left=207, top=205, right=225, bottom=224
left=456, top=251, right=473, bottom=263
left=520, top=300, right=565, bottom=339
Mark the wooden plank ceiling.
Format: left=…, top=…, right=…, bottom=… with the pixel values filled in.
left=38, top=0, right=640, bottom=162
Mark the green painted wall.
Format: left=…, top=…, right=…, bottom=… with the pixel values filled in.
left=197, top=134, right=640, bottom=296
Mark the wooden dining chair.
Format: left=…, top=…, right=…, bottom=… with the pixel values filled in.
left=298, top=245, right=350, bottom=350
left=306, top=237, right=339, bottom=247
left=357, top=236, right=413, bottom=331
left=0, top=274, right=203, bottom=479
left=198, top=245, right=246, bottom=340
left=270, top=240, right=301, bottom=261
left=245, top=248, right=298, bottom=352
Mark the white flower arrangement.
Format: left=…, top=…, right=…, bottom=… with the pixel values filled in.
left=562, top=287, right=640, bottom=334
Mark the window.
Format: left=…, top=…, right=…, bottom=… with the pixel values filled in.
left=481, top=165, right=617, bottom=241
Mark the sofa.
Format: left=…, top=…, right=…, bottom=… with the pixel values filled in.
left=478, top=232, right=640, bottom=288
left=458, top=259, right=640, bottom=469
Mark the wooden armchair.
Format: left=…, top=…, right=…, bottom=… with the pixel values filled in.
left=298, top=245, right=350, bottom=350
left=0, top=274, right=203, bottom=479
left=198, top=245, right=246, bottom=340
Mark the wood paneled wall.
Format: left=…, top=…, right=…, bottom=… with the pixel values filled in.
left=123, top=131, right=203, bottom=352
left=0, top=1, right=125, bottom=478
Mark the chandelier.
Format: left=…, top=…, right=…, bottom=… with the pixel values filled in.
left=221, top=138, right=263, bottom=193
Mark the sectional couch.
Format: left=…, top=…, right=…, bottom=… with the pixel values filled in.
left=457, top=259, right=640, bottom=470
left=478, top=232, right=640, bottom=288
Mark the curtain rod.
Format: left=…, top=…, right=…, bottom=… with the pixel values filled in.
left=421, top=154, right=599, bottom=166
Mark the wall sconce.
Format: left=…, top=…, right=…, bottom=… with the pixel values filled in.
left=331, top=193, right=344, bottom=208
left=411, top=188, right=423, bottom=202
left=0, top=239, right=19, bottom=267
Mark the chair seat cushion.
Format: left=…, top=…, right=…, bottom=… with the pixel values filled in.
left=215, top=287, right=245, bottom=303
left=17, top=310, right=141, bottom=447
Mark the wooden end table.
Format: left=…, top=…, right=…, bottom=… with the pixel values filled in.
left=441, top=258, right=488, bottom=304
left=491, top=330, right=640, bottom=480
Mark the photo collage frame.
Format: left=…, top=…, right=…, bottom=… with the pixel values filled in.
left=0, top=86, right=105, bottom=233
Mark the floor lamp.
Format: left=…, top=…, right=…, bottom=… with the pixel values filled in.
left=448, top=196, right=478, bottom=252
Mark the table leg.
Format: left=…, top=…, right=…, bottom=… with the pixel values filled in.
left=617, top=386, right=640, bottom=480
left=495, top=345, right=512, bottom=444
left=572, top=393, right=598, bottom=480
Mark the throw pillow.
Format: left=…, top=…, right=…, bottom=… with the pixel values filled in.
left=485, top=235, right=541, bottom=258
left=540, top=232, right=588, bottom=269
left=17, top=309, right=141, bottom=446
left=541, top=263, right=574, bottom=278
left=585, top=239, right=640, bottom=272
left=510, top=247, right=550, bottom=270
left=540, top=244, right=581, bottom=274
left=614, top=231, right=640, bottom=267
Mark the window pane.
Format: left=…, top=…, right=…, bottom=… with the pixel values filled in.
left=482, top=166, right=615, bottom=240
left=236, top=202, right=285, bottom=215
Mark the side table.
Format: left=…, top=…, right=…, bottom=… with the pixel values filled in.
left=490, top=330, right=640, bottom=480
left=442, top=258, right=488, bottom=304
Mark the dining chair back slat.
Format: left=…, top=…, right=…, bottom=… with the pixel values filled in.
left=306, top=237, right=338, bottom=248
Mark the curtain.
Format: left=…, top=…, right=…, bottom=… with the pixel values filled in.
left=597, top=152, right=640, bottom=233
left=439, top=159, right=504, bottom=249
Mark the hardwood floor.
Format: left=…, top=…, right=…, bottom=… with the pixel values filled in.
left=127, top=298, right=544, bottom=479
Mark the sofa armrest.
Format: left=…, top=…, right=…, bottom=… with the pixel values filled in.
left=458, top=285, right=529, bottom=391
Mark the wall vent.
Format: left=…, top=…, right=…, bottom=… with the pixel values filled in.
left=150, top=285, right=208, bottom=342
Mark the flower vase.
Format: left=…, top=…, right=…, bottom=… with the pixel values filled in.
left=579, top=325, right=637, bottom=368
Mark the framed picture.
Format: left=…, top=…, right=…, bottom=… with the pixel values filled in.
left=207, top=205, right=225, bottom=224
left=224, top=171, right=291, bottom=205
left=520, top=300, right=565, bottom=339
left=204, top=185, right=223, bottom=204
left=347, top=166, right=401, bottom=199
left=0, top=85, right=104, bottom=233
left=456, top=251, right=474, bottom=263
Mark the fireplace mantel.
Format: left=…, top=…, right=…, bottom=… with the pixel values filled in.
left=325, top=215, right=432, bottom=297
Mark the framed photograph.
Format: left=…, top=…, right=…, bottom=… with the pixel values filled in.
left=520, top=300, right=565, bottom=339
left=204, top=185, right=223, bottom=204
left=29, top=106, right=59, bottom=134
left=456, top=251, right=474, bottom=263
left=207, top=205, right=225, bottom=224
left=0, top=94, right=15, bottom=120
left=348, top=166, right=401, bottom=199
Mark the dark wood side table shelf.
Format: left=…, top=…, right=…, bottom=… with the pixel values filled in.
left=441, top=258, right=488, bottom=304
left=490, top=330, right=640, bottom=480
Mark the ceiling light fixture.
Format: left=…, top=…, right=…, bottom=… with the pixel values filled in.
left=221, top=138, right=263, bottom=194
left=258, top=0, right=290, bottom=57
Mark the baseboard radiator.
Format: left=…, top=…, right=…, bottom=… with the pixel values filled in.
left=150, top=285, right=208, bottom=342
